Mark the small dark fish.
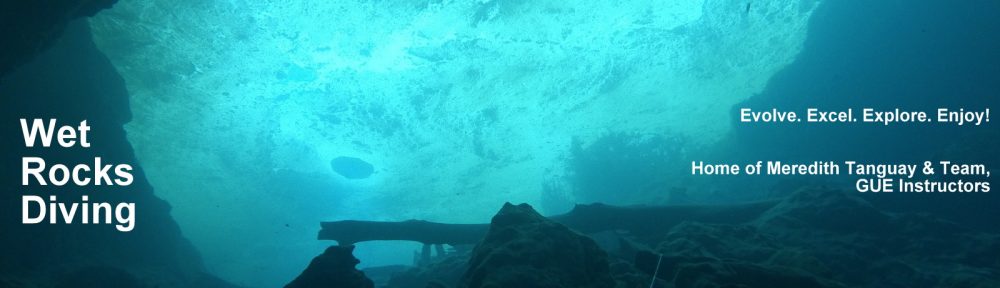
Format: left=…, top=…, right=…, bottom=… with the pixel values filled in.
left=745, top=2, right=752, bottom=14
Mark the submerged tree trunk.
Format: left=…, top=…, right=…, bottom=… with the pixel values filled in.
left=319, top=200, right=780, bottom=245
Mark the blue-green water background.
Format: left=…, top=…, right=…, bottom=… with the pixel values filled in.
left=78, top=1, right=1000, bottom=287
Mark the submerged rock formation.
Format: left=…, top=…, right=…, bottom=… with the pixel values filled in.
left=383, top=252, right=468, bottom=288
left=459, top=203, right=615, bottom=288
left=0, top=4, right=232, bottom=287
left=0, top=0, right=116, bottom=77
left=285, top=245, right=374, bottom=288
left=634, top=188, right=1000, bottom=287
left=372, top=188, right=1000, bottom=287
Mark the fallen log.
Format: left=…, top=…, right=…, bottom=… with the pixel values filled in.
left=318, top=220, right=488, bottom=246
left=319, top=200, right=780, bottom=245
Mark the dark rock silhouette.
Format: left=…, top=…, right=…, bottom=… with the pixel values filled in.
left=285, top=245, right=375, bottom=288
left=384, top=253, right=468, bottom=288
left=0, top=5, right=230, bottom=287
left=54, top=266, right=142, bottom=288
left=0, top=0, right=116, bottom=77
left=459, top=203, right=615, bottom=288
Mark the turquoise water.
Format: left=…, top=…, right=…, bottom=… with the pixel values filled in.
left=88, top=2, right=818, bottom=285
left=81, top=0, right=1000, bottom=287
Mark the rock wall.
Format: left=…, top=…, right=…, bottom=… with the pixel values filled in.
left=0, top=15, right=226, bottom=287
left=0, top=0, right=116, bottom=77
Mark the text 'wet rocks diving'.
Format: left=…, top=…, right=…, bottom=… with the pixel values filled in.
left=18, top=119, right=136, bottom=232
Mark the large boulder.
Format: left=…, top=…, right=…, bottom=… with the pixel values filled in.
left=460, top=203, right=615, bottom=288
left=285, top=245, right=374, bottom=288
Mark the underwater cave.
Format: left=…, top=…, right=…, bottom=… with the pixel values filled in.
left=1, top=0, right=998, bottom=287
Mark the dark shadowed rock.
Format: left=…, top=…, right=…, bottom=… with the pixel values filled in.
left=634, top=250, right=844, bottom=288
left=54, top=266, right=141, bottom=288
left=286, top=245, right=374, bottom=288
left=384, top=252, right=468, bottom=288
left=629, top=187, right=1000, bottom=288
left=1, top=17, right=217, bottom=288
left=460, top=203, right=615, bottom=288
left=0, top=0, right=117, bottom=77
left=755, top=187, right=891, bottom=233
left=330, top=156, right=375, bottom=179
